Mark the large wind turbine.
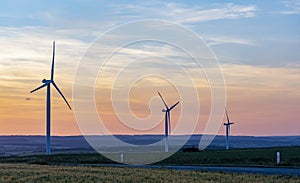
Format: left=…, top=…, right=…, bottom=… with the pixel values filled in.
left=31, top=41, right=71, bottom=155
left=224, top=108, right=234, bottom=150
left=158, top=92, right=179, bottom=152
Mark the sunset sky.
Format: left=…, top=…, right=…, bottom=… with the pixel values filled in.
left=0, top=0, right=299, bottom=136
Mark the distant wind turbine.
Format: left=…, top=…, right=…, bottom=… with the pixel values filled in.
left=224, top=107, right=234, bottom=150
left=158, top=92, right=179, bottom=152
left=30, top=41, right=71, bottom=155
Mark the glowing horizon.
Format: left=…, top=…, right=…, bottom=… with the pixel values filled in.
left=0, top=1, right=299, bottom=136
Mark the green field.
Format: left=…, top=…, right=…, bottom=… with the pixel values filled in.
left=161, top=146, right=300, bottom=167
left=0, top=163, right=299, bottom=183
left=1, top=147, right=299, bottom=167
left=0, top=147, right=299, bottom=182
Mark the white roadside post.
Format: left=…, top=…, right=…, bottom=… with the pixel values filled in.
left=276, top=151, right=280, bottom=164
left=121, top=153, right=124, bottom=163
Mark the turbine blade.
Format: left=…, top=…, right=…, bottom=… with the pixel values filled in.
left=158, top=92, right=168, bottom=109
left=225, top=107, right=230, bottom=124
left=169, top=101, right=179, bottom=111
left=52, top=81, right=72, bottom=110
left=168, top=111, right=171, bottom=135
left=30, top=83, right=48, bottom=93
left=51, top=41, right=55, bottom=80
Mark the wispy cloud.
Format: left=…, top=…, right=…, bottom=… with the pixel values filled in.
left=164, top=3, right=256, bottom=24
left=203, top=35, right=256, bottom=46
left=281, top=0, right=300, bottom=14
left=0, top=26, right=87, bottom=105
left=0, top=1, right=299, bottom=136
left=223, top=64, right=300, bottom=90
left=111, top=2, right=256, bottom=24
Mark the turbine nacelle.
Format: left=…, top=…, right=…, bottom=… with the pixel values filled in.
left=224, top=122, right=234, bottom=125
left=42, top=79, right=52, bottom=84
left=162, top=109, right=167, bottom=112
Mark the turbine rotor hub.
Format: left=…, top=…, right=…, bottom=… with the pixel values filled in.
left=42, top=79, right=52, bottom=84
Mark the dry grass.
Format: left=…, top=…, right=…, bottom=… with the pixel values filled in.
left=0, top=164, right=299, bottom=183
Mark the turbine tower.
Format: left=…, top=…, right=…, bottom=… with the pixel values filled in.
left=158, top=92, right=179, bottom=152
left=224, top=107, right=234, bottom=150
left=31, top=41, right=71, bottom=155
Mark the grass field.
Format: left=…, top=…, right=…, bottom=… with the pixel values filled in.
left=0, top=147, right=299, bottom=182
left=161, top=146, right=300, bottom=167
left=0, top=163, right=299, bottom=183
left=0, top=147, right=299, bottom=167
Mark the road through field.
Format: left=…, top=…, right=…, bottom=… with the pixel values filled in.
left=88, top=164, right=300, bottom=176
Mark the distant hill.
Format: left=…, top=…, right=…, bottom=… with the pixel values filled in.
left=0, top=135, right=299, bottom=156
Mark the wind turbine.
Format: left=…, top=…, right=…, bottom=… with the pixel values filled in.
left=31, top=41, right=71, bottom=155
left=224, top=107, right=234, bottom=150
left=158, top=92, right=179, bottom=152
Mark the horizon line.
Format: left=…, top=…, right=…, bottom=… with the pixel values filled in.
left=0, top=134, right=299, bottom=137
